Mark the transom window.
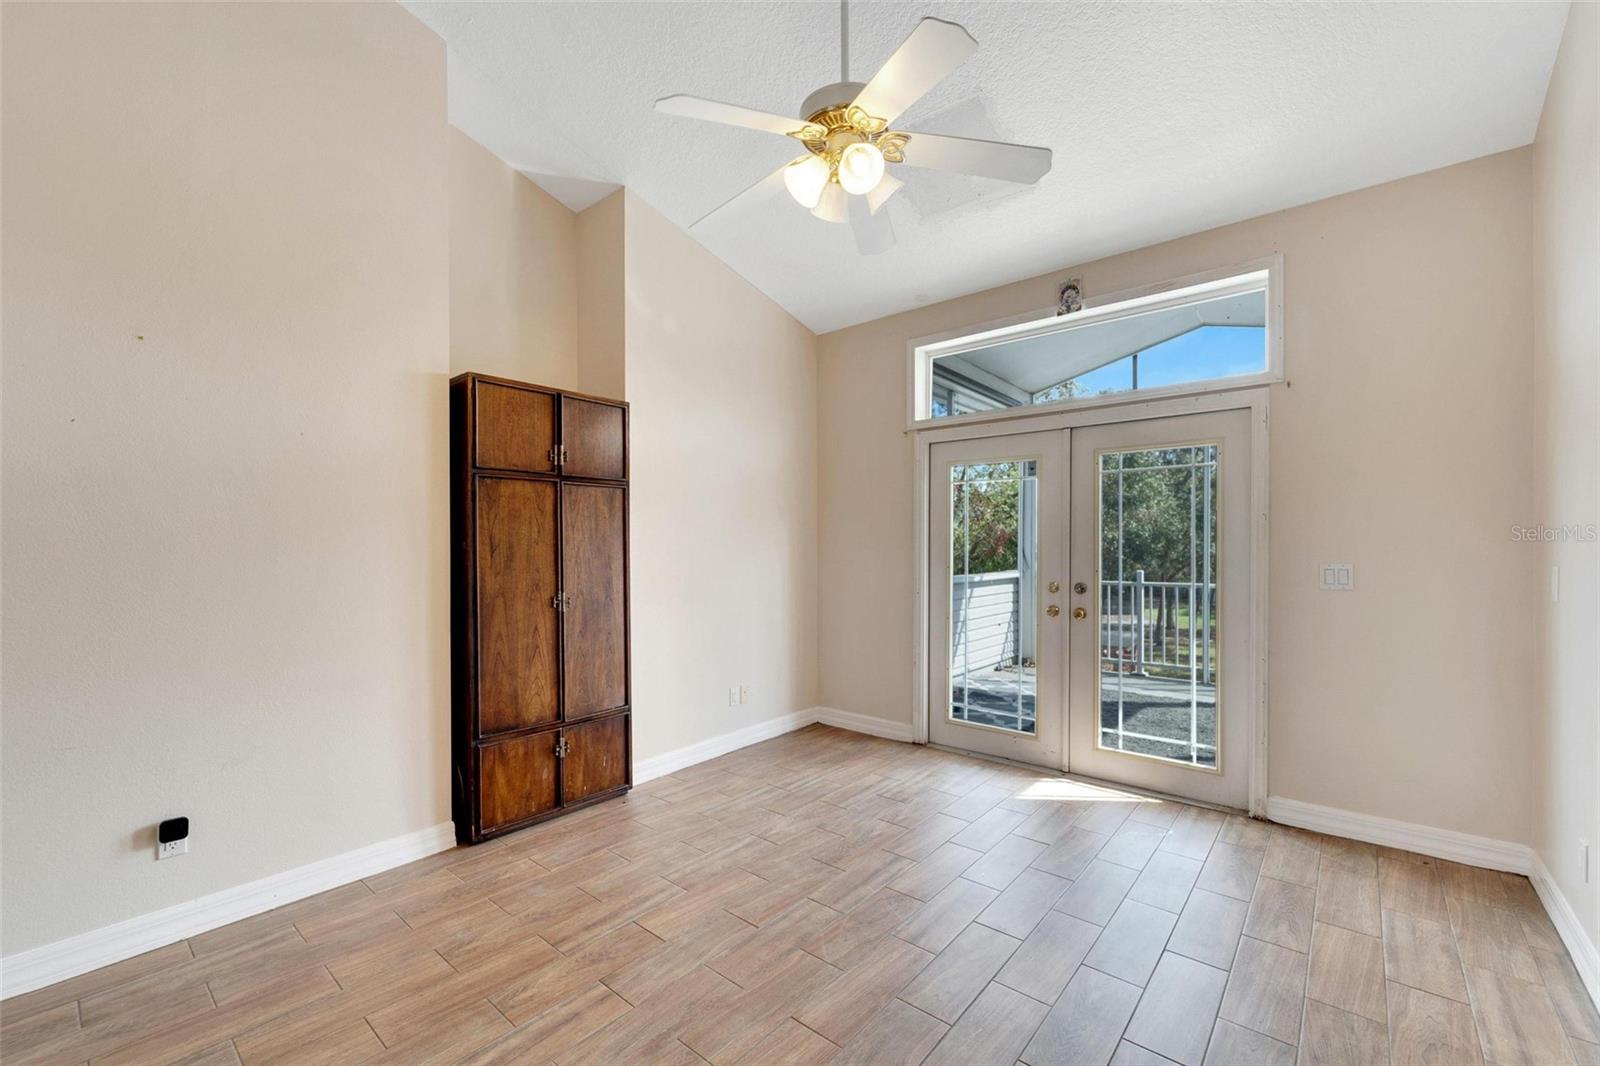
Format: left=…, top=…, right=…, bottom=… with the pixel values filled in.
left=917, top=266, right=1279, bottom=424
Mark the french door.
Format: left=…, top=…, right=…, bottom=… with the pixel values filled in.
left=928, top=409, right=1253, bottom=809
left=1066, top=410, right=1252, bottom=807
left=928, top=431, right=1066, bottom=765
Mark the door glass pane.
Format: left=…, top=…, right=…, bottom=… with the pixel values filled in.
left=949, top=460, right=1038, bottom=735
left=1096, top=445, right=1219, bottom=768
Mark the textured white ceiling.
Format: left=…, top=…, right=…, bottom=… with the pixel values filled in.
left=405, top=1, right=1567, bottom=333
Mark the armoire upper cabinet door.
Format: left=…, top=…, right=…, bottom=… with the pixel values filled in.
left=475, top=381, right=556, bottom=473
left=561, top=482, right=628, bottom=718
left=476, top=477, right=560, bottom=733
left=560, top=396, right=626, bottom=480
left=479, top=732, right=559, bottom=831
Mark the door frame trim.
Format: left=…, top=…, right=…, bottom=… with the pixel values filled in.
left=910, top=386, right=1272, bottom=815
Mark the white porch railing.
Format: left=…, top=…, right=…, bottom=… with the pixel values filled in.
left=1100, top=570, right=1217, bottom=683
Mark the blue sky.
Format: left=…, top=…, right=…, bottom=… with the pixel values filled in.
left=1067, top=325, right=1266, bottom=395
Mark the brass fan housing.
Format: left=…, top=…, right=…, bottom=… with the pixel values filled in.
left=787, top=85, right=910, bottom=180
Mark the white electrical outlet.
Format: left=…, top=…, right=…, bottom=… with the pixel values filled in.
left=158, top=838, right=188, bottom=861
left=739, top=685, right=750, bottom=705
left=727, top=686, right=738, bottom=706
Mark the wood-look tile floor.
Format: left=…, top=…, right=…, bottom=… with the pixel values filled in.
left=5, top=725, right=1597, bottom=1066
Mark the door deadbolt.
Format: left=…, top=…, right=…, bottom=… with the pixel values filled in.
left=1047, top=581, right=1060, bottom=594
left=1046, top=605, right=1060, bottom=617
left=1073, top=582, right=1087, bottom=595
left=1072, top=607, right=1087, bottom=619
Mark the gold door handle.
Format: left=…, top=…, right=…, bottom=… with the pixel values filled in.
left=1072, top=607, right=1087, bottom=620
left=1046, top=605, right=1060, bottom=617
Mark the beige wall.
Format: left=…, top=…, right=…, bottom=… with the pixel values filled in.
left=1, top=2, right=451, bottom=955
left=819, top=149, right=1540, bottom=844
left=576, top=191, right=627, bottom=399
left=1, top=0, right=1582, bottom=975
left=621, top=192, right=821, bottom=762
left=448, top=127, right=578, bottom=386
left=0, top=0, right=819, bottom=962
left=1532, top=2, right=1599, bottom=944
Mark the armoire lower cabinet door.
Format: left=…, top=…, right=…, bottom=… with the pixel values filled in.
left=476, top=477, right=559, bottom=733
left=562, top=715, right=629, bottom=805
left=561, top=482, right=628, bottom=718
left=479, top=732, right=559, bottom=831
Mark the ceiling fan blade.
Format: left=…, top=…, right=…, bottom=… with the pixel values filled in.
left=897, top=131, right=1053, bottom=184
left=848, top=193, right=896, bottom=255
left=691, top=160, right=794, bottom=229
left=655, top=94, right=814, bottom=138
left=866, top=171, right=904, bottom=214
left=851, top=18, right=977, bottom=126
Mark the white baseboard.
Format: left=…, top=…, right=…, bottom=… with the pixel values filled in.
left=1267, top=795, right=1599, bottom=1014
left=633, top=705, right=918, bottom=784
left=1265, top=796, right=1532, bottom=873
left=633, top=709, right=819, bottom=784
left=813, top=706, right=918, bottom=743
left=1530, top=851, right=1600, bottom=1009
left=0, top=822, right=455, bottom=1000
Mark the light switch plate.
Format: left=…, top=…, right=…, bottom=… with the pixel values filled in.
left=1319, top=563, right=1354, bottom=591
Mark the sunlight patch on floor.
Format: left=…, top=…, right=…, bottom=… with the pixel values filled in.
left=1013, top=778, right=1162, bottom=804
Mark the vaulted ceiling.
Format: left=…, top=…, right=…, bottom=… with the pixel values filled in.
left=406, top=1, right=1568, bottom=333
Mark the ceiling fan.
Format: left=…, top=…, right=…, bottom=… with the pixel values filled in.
left=655, top=1, right=1053, bottom=254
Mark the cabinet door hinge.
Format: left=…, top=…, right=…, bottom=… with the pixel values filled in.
left=551, top=592, right=572, bottom=611
left=554, top=737, right=570, bottom=758
left=548, top=444, right=568, bottom=467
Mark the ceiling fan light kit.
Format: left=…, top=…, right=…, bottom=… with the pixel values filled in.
left=837, top=141, right=886, bottom=195
left=812, top=181, right=850, bottom=224
left=783, top=155, right=830, bottom=208
left=655, top=4, right=1052, bottom=254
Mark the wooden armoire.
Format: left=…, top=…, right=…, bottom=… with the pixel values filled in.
left=449, top=373, right=630, bottom=844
